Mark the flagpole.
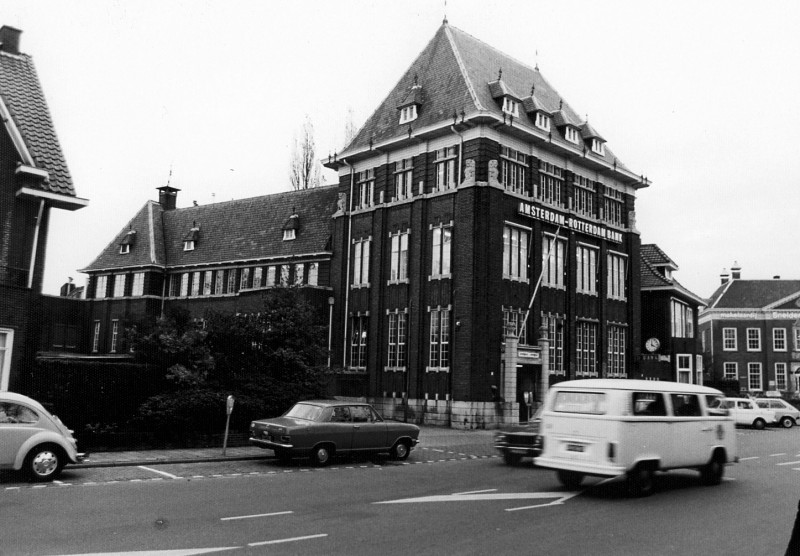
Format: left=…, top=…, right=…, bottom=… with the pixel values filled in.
left=518, top=225, right=563, bottom=341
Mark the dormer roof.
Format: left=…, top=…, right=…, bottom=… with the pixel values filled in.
left=397, top=83, right=425, bottom=109
left=487, top=75, right=520, bottom=101
left=580, top=120, right=605, bottom=142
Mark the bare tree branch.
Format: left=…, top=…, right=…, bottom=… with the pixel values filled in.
left=289, top=115, right=321, bottom=190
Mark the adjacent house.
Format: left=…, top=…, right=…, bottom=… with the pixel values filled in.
left=0, top=26, right=88, bottom=390
left=639, top=244, right=705, bottom=383
left=699, top=264, right=800, bottom=397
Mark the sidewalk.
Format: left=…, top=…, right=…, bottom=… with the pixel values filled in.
left=73, top=426, right=496, bottom=469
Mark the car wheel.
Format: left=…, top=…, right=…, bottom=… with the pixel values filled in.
left=752, top=418, right=766, bottom=430
left=390, top=441, right=411, bottom=461
left=627, top=464, right=656, bottom=497
left=556, top=470, right=584, bottom=490
left=503, top=452, right=522, bottom=466
left=700, top=454, right=725, bottom=486
left=25, top=444, right=64, bottom=482
left=311, top=444, right=333, bottom=467
left=780, top=416, right=794, bottom=429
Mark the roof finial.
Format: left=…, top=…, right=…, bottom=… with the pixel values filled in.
left=530, top=83, right=535, bottom=96
left=559, top=99, right=563, bottom=110
left=443, top=0, right=448, bottom=24
left=498, top=68, right=503, bottom=80
left=166, top=164, right=173, bottom=187
left=535, top=49, right=539, bottom=71
left=413, top=73, right=419, bottom=87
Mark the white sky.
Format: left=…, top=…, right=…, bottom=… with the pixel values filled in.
left=5, top=0, right=800, bottom=299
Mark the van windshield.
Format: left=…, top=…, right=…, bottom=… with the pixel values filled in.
left=552, top=391, right=607, bottom=414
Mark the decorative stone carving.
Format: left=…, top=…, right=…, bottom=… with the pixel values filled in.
left=335, top=192, right=347, bottom=215
left=461, top=158, right=476, bottom=187
left=628, top=210, right=637, bottom=232
left=488, top=159, right=501, bottom=187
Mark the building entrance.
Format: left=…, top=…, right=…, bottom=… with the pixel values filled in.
left=516, top=364, right=539, bottom=422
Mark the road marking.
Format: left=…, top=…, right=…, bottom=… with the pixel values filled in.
left=770, top=453, right=787, bottom=457
left=221, top=510, right=293, bottom=521
left=138, top=466, right=181, bottom=479
left=454, top=489, right=498, bottom=496
left=248, top=533, right=328, bottom=547
left=431, top=449, right=445, bottom=453
left=506, top=492, right=583, bottom=512
left=55, top=549, right=240, bottom=555
left=739, top=456, right=759, bottom=461
left=376, top=492, right=577, bottom=504
left=776, top=461, right=800, bottom=466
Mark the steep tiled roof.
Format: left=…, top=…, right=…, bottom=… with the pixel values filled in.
left=641, top=244, right=678, bottom=269
left=707, top=280, right=800, bottom=310
left=0, top=49, right=74, bottom=196
left=82, top=186, right=338, bottom=273
left=344, top=23, right=630, bottom=172
left=640, top=244, right=705, bottom=306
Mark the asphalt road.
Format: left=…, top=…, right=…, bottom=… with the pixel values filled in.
left=2, top=428, right=799, bottom=555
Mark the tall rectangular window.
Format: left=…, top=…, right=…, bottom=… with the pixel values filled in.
left=795, top=329, right=800, bottom=351
left=746, top=328, right=761, bottom=351
left=214, top=270, right=224, bottom=294
left=773, top=328, right=787, bottom=351
left=113, top=274, right=126, bottom=297
left=387, top=311, right=407, bottom=370
left=542, top=314, right=564, bottom=374
left=776, top=362, right=788, bottom=390
left=500, top=146, right=527, bottom=195
left=0, top=329, right=13, bottom=391
left=180, top=273, right=189, bottom=297
left=723, top=362, right=737, bottom=380
left=428, top=308, right=450, bottom=372
left=240, top=268, right=251, bottom=290
left=607, top=253, right=626, bottom=300
left=748, top=362, right=762, bottom=390
left=252, top=267, right=263, bottom=288
left=308, top=263, right=318, bottom=286
left=280, top=265, right=290, bottom=286
left=537, top=161, right=564, bottom=207
left=576, top=321, right=598, bottom=376
left=503, top=225, right=529, bottom=281
left=227, top=269, right=237, bottom=293
left=394, top=158, right=413, bottom=201
left=95, top=275, right=108, bottom=299
left=131, top=272, right=145, bottom=296
left=503, top=307, right=527, bottom=343
left=91, top=321, right=101, bottom=353
left=676, top=354, right=692, bottom=383
left=671, top=300, right=694, bottom=338
left=266, top=266, right=276, bottom=287
left=542, top=235, right=565, bottom=288
left=352, top=238, right=371, bottom=286
left=604, top=188, right=625, bottom=227
left=723, top=328, right=737, bottom=351
left=434, top=147, right=458, bottom=191
left=430, top=224, right=451, bottom=278
left=356, top=169, right=374, bottom=209
left=389, top=231, right=409, bottom=282
left=294, top=263, right=305, bottom=285
left=576, top=244, right=598, bottom=295
left=350, top=316, right=368, bottom=370
left=188, top=272, right=199, bottom=296
left=110, top=320, right=119, bottom=353
left=607, top=326, right=626, bottom=377
left=573, top=175, right=596, bottom=217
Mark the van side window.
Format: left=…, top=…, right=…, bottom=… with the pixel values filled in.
left=671, top=394, right=701, bottom=417
left=632, top=393, right=667, bottom=416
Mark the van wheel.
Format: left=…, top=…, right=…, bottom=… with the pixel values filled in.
left=627, top=464, right=656, bottom=497
left=700, top=454, right=725, bottom=486
left=752, top=418, right=766, bottom=430
left=780, top=416, right=794, bottom=429
left=556, top=470, right=584, bottom=490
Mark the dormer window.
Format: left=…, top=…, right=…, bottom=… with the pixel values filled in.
left=282, top=213, right=300, bottom=241
left=565, top=127, right=580, bottom=144
left=502, top=97, right=520, bottom=117
left=535, top=112, right=550, bottom=131
left=591, top=138, right=605, bottom=155
left=183, top=223, right=200, bottom=251
left=120, top=244, right=130, bottom=255
left=399, top=105, right=417, bottom=124
left=183, top=240, right=195, bottom=251
left=283, top=229, right=296, bottom=241
left=119, top=229, right=136, bottom=254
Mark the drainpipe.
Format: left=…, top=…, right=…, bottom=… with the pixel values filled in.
left=342, top=159, right=355, bottom=368
left=327, top=296, right=334, bottom=368
left=450, top=125, right=464, bottom=186
left=27, top=199, right=45, bottom=289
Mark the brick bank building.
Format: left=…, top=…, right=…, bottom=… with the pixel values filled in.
left=80, top=22, right=650, bottom=427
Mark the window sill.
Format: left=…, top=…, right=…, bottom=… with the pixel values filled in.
left=428, top=274, right=452, bottom=281
left=425, top=367, right=450, bottom=373
left=384, top=367, right=407, bottom=373
left=350, top=283, right=371, bottom=290
left=502, top=275, right=530, bottom=284
left=387, top=279, right=410, bottom=286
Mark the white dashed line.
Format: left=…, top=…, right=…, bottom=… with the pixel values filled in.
left=739, top=457, right=759, bottom=461
left=248, top=533, right=328, bottom=547
left=776, top=461, right=800, bottom=466
left=769, top=453, right=787, bottom=457
left=221, top=510, right=293, bottom=521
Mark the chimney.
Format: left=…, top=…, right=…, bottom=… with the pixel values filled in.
left=157, top=185, right=180, bottom=211
left=730, top=261, right=741, bottom=280
left=0, top=26, right=22, bottom=54
left=774, top=276, right=781, bottom=280
left=720, top=268, right=729, bottom=285
left=59, top=277, right=76, bottom=297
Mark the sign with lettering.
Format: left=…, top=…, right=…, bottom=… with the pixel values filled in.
left=517, top=201, right=623, bottom=243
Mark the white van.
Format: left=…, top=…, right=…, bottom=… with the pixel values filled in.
left=533, top=379, right=737, bottom=497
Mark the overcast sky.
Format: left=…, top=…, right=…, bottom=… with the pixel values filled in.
left=5, top=0, right=800, bottom=299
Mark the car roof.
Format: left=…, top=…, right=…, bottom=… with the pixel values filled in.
left=294, top=400, right=371, bottom=408
left=0, top=391, right=46, bottom=410
left=551, top=378, right=723, bottom=395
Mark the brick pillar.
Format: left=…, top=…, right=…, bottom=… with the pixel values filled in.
left=538, top=324, right=550, bottom=408
left=503, top=332, right=518, bottom=402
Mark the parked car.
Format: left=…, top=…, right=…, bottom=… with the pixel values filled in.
left=249, top=400, right=420, bottom=466
left=0, top=392, right=85, bottom=481
left=755, top=398, right=800, bottom=428
left=533, top=379, right=737, bottom=497
left=711, top=397, right=777, bottom=429
left=494, top=409, right=541, bottom=465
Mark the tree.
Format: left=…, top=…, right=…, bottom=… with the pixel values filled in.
left=289, top=115, right=321, bottom=190
left=343, top=105, right=359, bottom=147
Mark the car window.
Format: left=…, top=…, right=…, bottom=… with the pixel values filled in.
left=351, top=406, right=371, bottom=423
left=671, top=394, right=701, bottom=417
left=367, top=406, right=384, bottom=422
left=756, top=401, right=769, bottom=408
left=0, top=402, right=39, bottom=424
left=633, top=392, right=667, bottom=416
left=330, top=406, right=351, bottom=423
left=553, top=391, right=606, bottom=414
left=284, top=403, right=324, bottom=421
left=738, top=401, right=753, bottom=410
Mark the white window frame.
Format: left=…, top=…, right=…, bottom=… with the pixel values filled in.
left=542, top=314, right=565, bottom=374
left=95, top=275, right=108, bottom=299
left=795, top=328, right=800, bottom=351
left=356, top=169, right=374, bottom=209
left=607, top=252, right=626, bottom=300
left=280, top=264, right=290, bottom=286
left=119, top=244, right=130, bottom=255
left=576, top=244, right=598, bottom=295
left=349, top=315, right=368, bottom=371
left=722, top=328, right=737, bottom=351
left=91, top=321, right=101, bottom=353
left=240, top=268, right=251, bottom=290
left=252, top=267, right=263, bottom=288
left=430, top=223, right=452, bottom=279
left=537, top=161, right=564, bottom=206
left=676, top=354, right=692, bottom=384
left=573, top=174, right=596, bottom=217
left=500, top=146, right=527, bottom=195
left=542, top=234, right=565, bottom=289
left=773, top=328, right=787, bottom=352
left=191, top=271, right=201, bottom=296
left=394, top=158, right=413, bottom=201
left=603, top=188, right=625, bottom=227
left=389, top=231, right=409, bottom=283
left=671, top=299, right=694, bottom=338
left=534, top=112, right=550, bottom=131
left=203, top=270, right=212, bottom=295
left=565, top=126, right=580, bottom=144
left=434, top=147, right=458, bottom=191
left=294, top=263, right=305, bottom=285
left=266, top=266, right=276, bottom=287
left=575, top=321, right=598, bottom=377
left=131, top=272, right=145, bottom=296
left=748, top=362, right=762, bottom=391
left=110, top=320, right=119, bottom=353
left=502, top=97, right=520, bottom=117
left=503, top=225, right=529, bottom=282
left=0, top=328, right=14, bottom=391
left=776, top=362, right=787, bottom=390
left=607, top=325, right=627, bottom=378
left=746, top=328, right=761, bottom=352
left=723, top=362, right=738, bottom=380
left=307, top=263, right=318, bottom=286
left=591, top=138, right=605, bottom=155
left=283, top=229, right=296, bottom=241
left=399, top=104, right=417, bottom=124
left=180, top=273, right=189, bottom=297
left=183, top=239, right=195, bottom=251
left=386, top=310, right=407, bottom=371
left=427, top=307, right=451, bottom=372
left=214, top=270, right=225, bottom=294
left=352, top=237, right=371, bottom=287
left=113, top=274, right=126, bottom=298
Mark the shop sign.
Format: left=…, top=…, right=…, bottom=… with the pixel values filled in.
left=517, top=201, right=623, bottom=243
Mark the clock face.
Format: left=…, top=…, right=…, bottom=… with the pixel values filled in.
left=646, top=338, right=660, bottom=352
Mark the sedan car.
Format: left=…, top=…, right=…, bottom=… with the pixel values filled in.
left=711, top=397, right=776, bottom=429
left=494, top=409, right=541, bottom=465
left=755, top=398, right=800, bottom=428
left=0, top=392, right=85, bottom=481
left=249, top=400, right=420, bottom=466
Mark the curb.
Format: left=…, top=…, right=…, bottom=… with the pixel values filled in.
left=72, top=454, right=267, bottom=469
